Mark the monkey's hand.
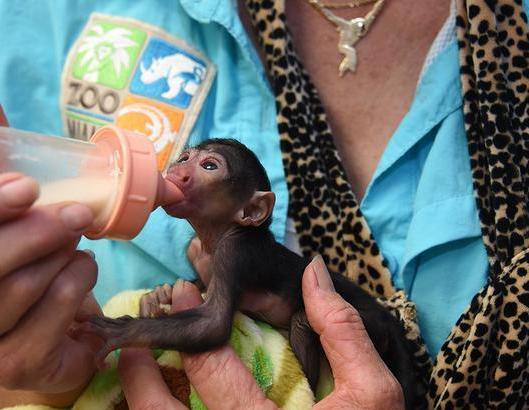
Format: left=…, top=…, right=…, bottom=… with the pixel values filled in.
left=139, top=284, right=174, bottom=318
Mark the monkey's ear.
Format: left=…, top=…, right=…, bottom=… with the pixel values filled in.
left=236, top=191, right=275, bottom=227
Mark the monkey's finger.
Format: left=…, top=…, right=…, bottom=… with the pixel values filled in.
left=119, top=348, right=188, bottom=410
left=0, top=173, right=39, bottom=224
left=0, top=202, right=93, bottom=278
left=139, top=293, right=161, bottom=318
left=154, top=283, right=173, bottom=306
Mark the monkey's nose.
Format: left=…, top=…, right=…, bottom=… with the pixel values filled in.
left=165, top=167, right=192, bottom=190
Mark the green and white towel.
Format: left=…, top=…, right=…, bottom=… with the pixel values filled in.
left=7, top=289, right=330, bottom=410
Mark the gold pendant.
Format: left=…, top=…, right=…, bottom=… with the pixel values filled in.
left=319, top=8, right=367, bottom=76
left=334, top=16, right=366, bottom=76
left=308, top=0, right=386, bottom=76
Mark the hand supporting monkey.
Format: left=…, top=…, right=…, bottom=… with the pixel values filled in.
left=118, top=257, right=405, bottom=410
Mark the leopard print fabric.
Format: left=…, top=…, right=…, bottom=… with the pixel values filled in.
left=245, top=0, right=529, bottom=407
left=428, top=1, right=529, bottom=407
left=458, top=0, right=529, bottom=278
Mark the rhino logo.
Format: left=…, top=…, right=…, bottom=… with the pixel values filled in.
left=139, top=54, right=206, bottom=100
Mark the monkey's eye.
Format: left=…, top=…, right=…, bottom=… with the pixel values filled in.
left=177, top=153, right=190, bottom=163
left=201, top=161, right=218, bottom=170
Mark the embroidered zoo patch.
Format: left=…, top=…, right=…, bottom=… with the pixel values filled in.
left=61, top=13, right=215, bottom=171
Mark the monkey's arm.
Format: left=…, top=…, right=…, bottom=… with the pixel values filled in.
left=80, top=255, right=240, bottom=363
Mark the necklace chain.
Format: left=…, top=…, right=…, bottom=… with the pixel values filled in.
left=317, top=0, right=377, bottom=9
left=306, top=0, right=386, bottom=75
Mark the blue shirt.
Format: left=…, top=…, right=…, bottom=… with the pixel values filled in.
left=0, top=0, right=520, bottom=359
left=0, top=0, right=288, bottom=302
left=361, top=41, right=488, bottom=356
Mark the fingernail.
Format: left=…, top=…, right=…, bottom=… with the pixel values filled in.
left=59, top=204, right=93, bottom=231
left=0, top=176, right=38, bottom=208
left=312, top=255, right=335, bottom=291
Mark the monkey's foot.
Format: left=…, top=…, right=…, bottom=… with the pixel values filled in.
left=76, top=315, right=139, bottom=367
left=140, top=284, right=174, bottom=317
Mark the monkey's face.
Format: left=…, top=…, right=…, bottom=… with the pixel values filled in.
left=163, top=148, right=239, bottom=222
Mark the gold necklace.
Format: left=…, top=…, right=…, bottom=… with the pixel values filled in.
left=318, top=0, right=377, bottom=8
left=307, top=0, right=386, bottom=76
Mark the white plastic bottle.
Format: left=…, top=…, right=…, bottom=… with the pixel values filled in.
left=0, top=125, right=182, bottom=239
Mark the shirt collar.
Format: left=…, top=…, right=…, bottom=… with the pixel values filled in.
left=363, top=39, right=462, bottom=202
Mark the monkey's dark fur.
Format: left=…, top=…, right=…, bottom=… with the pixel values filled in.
left=84, top=139, right=417, bottom=408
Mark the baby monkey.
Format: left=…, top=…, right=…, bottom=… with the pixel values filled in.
left=82, top=139, right=416, bottom=407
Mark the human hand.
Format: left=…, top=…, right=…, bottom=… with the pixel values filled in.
left=305, top=256, right=405, bottom=410
left=119, top=279, right=276, bottom=410
left=119, top=257, right=404, bottom=410
left=0, top=171, right=102, bottom=407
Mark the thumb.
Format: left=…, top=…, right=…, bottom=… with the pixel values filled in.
left=119, top=348, right=186, bottom=410
left=301, top=256, right=390, bottom=385
left=75, top=290, right=103, bottom=322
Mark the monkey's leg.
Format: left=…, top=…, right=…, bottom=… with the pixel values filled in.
left=80, top=265, right=239, bottom=367
left=79, top=303, right=233, bottom=367
left=289, top=310, right=321, bottom=391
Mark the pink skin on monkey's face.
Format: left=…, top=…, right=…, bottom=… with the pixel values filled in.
left=163, top=148, right=235, bottom=222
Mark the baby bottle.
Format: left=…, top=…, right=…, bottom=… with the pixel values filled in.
left=0, top=125, right=182, bottom=239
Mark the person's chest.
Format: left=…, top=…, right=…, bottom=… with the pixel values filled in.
left=284, top=0, right=450, bottom=199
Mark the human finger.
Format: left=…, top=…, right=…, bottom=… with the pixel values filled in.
left=175, top=282, right=276, bottom=410
left=302, top=256, right=404, bottom=409
left=302, top=256, right=385, bottom=378
left=74, top=290, right=104, bottom=322
left=0, top=173, right=39, bottom=224
left=69, top=290, right=105, bottom=356
left=0, top=202, right=93, bottom=278
left=119, top=282, right=199, bottom=408
left=0, top=252, right=99, bottom=391
left=119, top=348, right=187, bottom=410
left=0, top=243, right=77, bottom=335
left=19, top=250, right=98, bottom=344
